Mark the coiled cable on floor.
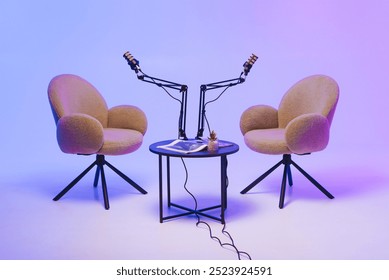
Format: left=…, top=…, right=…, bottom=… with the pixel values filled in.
left=180, top=157, right=251, bottom=260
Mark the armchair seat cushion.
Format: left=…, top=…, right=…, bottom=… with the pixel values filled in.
left=244, top=128, right=290, bottom=155
left=98, top=128, right=144, bottom=156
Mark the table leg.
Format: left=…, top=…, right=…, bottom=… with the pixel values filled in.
left=166, top=156, right=171, bottom=207
left=220, top=155, right=228, bottom=224
left=158, top=154, right=163, bottom=223
left=158, top=154, right=229, bottom=224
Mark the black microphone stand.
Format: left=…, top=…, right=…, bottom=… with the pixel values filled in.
left=135, top=72, right=188, bottom=140
left=196, top=54, right=258, bottom=139
left=124, top=51, right=188, bottom=140
left=124, top=52, right=257, bottom=141
left=195, top=75, right=245, bottom=139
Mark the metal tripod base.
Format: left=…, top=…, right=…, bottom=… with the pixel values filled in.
left=53, top=154, right=147, bottom=209
left=240, top=154, right=334, bottom=208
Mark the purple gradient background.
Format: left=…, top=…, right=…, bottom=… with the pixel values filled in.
left=1, top=0, right=389, bottom=259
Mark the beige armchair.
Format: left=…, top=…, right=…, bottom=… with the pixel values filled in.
left=48, top=74, right=148, bottom=209
left=240, top=74, right=339, bottom=208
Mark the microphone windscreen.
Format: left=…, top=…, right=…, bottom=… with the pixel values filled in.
left=123, top=51, right=139, bottom=71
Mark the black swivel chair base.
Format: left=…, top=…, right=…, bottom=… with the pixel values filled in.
left=53, top=154, right=147, bottom=210
left=240, top=154, right=334, bottom=209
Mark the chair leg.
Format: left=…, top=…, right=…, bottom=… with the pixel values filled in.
left=241, top=154, right=333, bottom=208
left=240, top=159, right=283, bottom=194
left=53, top=154, right=146, bottom=209
left=286, top=164, right=293, bottom=187
left=290, top=160, right=334, bottom=199
left=105, top=160, right=148, bottom=194
left=279, top=163, right=289, bottom=209
left=53, top=160, right=97, bottom=201
left=99, top=163, right=110, bottom=210
left=93, top=166, right=100, bottom=187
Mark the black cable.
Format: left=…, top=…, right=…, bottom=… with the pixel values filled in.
left=179, top=157, right=251, bottom=260
left=204, top=113, right=211, bottom=136
left=139, top=69, right=184, bottom=135
left=204, top=85, right=231, bottom=107
left=139, top=69, right=182, bottom=104
left=179, top=158, right=198, bottom=211
left=202, top=85, right=232, bottom=135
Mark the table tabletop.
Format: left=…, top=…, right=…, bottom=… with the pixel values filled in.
left=149, top=139, right=239, bottom=158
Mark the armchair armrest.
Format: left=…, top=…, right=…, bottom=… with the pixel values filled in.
left=285, top=113, right=330, bottom=154
left=57, top=113, right=104, bottom=154
left=108, top=105, right=147, bottom=135
left=240, top=105, right=278, bottom=135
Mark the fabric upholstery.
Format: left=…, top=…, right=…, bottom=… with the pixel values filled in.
left=98, top=128, right=144, bottom=155
left=240, top=74, right=339, bottom=155
left=57, top=113, right=104, bottom=154
left=48, top=74, right=147, bottom=156
left=240, top=105, right=278, bottom=134
left=244, top=128, right=290, bottom=155
left=108, top=105, right=147, bottom=134
left=285, top=113, right=330, bottom=154
left=48, top=74, right=109, bottom=126
left=278, top=75, right=339, bottom=127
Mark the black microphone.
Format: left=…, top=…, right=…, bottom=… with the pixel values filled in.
left=242, top=53, right=258, bottom=76
left=123, top=51, right=141, bottom=73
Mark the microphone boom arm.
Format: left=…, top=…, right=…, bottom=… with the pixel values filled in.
left=137, top=72, right=185, bottom=91
left=196, top=76, right=244, bottom=139
left=196, top=53, right=258, bottom=139
left=124, top=51, right=257, bottom=140
left=138, top=72, right=189, bottom=140
left=124, top=51, right=188, bottom=139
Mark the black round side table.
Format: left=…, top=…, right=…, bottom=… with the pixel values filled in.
left=149, top=139, right=239, bottom=224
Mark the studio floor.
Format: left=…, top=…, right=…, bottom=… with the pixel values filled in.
left=1, top=144, right=388, bottom=260
left=2, top=0, right=389, bottom=271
